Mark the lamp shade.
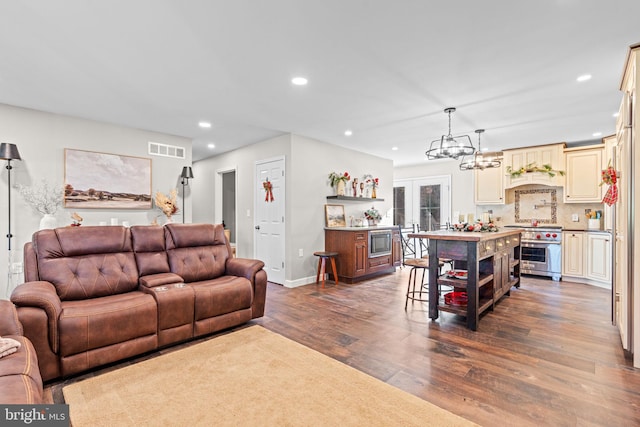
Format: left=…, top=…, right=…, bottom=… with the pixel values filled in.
left=180, top=166, right=194, bottom=179
left=0, top=143, right=22, bottom=160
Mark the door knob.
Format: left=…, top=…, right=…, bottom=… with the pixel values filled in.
left=255, top=225, right=260, bottom=230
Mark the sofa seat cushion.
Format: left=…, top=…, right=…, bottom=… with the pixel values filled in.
left=0, top=335, right=43, bottom=404
left=191, top=276, right=253, bottom=321
left=58, top=292, right=157, bottom=357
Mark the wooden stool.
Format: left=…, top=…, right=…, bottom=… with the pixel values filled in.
left=313, top=251, right=339, bottom=288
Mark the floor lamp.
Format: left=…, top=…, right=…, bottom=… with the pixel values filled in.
left=1, top=142, right=22, bottom=297
left=180, top=166, right=194, bottom=223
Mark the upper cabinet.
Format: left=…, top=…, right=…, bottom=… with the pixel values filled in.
left=563, top=145, right=604, bottom=203
left=503, top=143, right=565, bottom=188
left=474, top=162, right=504, bottom=204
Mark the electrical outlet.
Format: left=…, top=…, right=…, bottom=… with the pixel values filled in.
left=298, top=249, right=304, bottom=257
left=572, top=214, right=579, bottom=222
left=246, top=209, right=251, bottom=217
left=11, top=262, right=23, bottom=274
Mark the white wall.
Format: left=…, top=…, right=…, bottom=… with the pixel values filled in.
left=192, top=133, right=393, bottom=287
left=394, top=158, right=476, bottom=223
left=0, top=104, right=191, bottom=299
left=192, top=133, right=292, bottom=259
left=289, top=135, right=393, bottom=284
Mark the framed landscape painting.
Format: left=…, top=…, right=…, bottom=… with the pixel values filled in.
left=325, top=204, right=346, bottom=228
left=64, top=149, right=152, bottom=209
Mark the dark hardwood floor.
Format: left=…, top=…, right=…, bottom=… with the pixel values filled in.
left=46, top=269, right=639, bottom=426
left=254, top=270, right=640, bottom=427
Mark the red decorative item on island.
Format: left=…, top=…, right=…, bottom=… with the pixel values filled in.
left=601, top=163, right=618, bottom=206
left=444, top=291, right=468, bottom=306
left=263, top=179, right=274, bottom=202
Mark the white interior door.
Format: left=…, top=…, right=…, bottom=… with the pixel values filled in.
left=255, top=158, right=285, bottom=285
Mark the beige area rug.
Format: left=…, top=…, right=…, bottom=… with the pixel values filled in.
left=63, top=326, right=476, bottom=427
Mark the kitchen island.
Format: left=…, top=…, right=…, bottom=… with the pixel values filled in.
left=409, top=228, right=522, bottom=330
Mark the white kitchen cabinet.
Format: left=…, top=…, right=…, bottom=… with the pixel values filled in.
left=564, top=145, right=604, bottom=203
left=504, top=143, right=565, bottom=188
left=562, top=230, right=612, bottom=288
left=563, top=232, right=584, bottom=277
left=474, top=162, right=504, bottom=204
left=586, top=232, right=612, bottom=285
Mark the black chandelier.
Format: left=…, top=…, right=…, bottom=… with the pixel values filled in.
left=459, top=129, right=502, bottom=171
left=425, top=107, right=475, bottom=160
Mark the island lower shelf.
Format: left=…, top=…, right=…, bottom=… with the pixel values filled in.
left=436, top=273, right=495, bottom=317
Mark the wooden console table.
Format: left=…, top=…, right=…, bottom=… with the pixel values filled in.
left=409, top=229, right=522, bottom=330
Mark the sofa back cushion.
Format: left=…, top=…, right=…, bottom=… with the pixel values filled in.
left=164, top=223, right=229, bottom=283
left=33, top=226, right=139, bottom=300
left=130, top=225, right=170, bottom=276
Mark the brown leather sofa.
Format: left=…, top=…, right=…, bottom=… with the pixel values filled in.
left=0, top=300, right=44, bottom=403
left=10, top=223, right=267, bottom=382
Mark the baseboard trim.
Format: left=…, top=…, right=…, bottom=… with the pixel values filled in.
left=283, top=275, right=319, bottom=288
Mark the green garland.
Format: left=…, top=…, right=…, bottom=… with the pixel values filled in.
left=506, top=163, right=565, bottom=178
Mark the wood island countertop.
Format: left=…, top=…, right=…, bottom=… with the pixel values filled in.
left=408, top=228, right=524, bottom=242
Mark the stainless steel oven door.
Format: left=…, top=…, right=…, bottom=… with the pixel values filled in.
left=521, top=241, right=561, bottom=279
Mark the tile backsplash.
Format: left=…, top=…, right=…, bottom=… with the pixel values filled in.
left=514, top=187, right=557, bottom=224
left=476, top=184, right=604, bottom=229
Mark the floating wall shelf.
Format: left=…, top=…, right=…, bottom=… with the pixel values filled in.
left=326, top=196, right=384, bottom=202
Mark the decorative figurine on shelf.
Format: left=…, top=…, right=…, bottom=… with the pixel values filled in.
left=359, top=182, right=365, bottom=197
left=352, top=178, right=358, bottom=197
left=362, top=174, right=379, bottom=199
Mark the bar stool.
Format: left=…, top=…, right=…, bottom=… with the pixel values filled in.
left=404, top=257, right=430, bottom=308
left=313, top=251, right=339, bottom=288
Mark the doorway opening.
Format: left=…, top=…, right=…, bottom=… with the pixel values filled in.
left=222, top=170, right=236, bottom=244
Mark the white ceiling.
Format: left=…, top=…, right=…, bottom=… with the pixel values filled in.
left=1, top=1, right=639, bottom=165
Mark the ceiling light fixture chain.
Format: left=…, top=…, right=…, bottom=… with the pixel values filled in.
left=425, top=107, right=475, bottom=161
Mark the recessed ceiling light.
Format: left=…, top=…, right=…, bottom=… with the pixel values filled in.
left=576, top=74, right=592, bottom=82
left=592, top=132, right=602, bottom=137
left=207, top=143, right=215, bottom=149
left=344, top=129, right=353, bottom=136
left=291, top=77, right=308, bottom=86
left=613, top=112, right=620, bottom=117
left=391, top=146, right=398, bottom=151
left=199, top=121, right=212, bottom=128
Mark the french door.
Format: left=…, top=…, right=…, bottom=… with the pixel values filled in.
left=393, top=176, right=451, bottom=231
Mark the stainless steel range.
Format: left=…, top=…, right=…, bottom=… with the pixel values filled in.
left=506, top=226, right=562, bottom=281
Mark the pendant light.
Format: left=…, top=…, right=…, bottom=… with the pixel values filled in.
left=426, top=107, right=475, bottom=160
left=459, top=129, right=502, bottom=171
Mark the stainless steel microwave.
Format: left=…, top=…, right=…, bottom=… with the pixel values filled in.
left=369, top=229, right=392, bottom=258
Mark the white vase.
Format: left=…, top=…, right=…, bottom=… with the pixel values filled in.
left=39, top=214, right=57, bottom=230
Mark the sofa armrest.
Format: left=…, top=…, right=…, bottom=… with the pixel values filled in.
left=10, top=281, right=62, bottom=354
left=225, top=258, right=265, bottom=281
left=139, top=273, right=184, bottom=288
left=0, top=300, right=22, bottom=336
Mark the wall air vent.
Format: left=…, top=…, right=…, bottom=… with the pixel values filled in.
left=148, top=142, right=186, bottom=159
